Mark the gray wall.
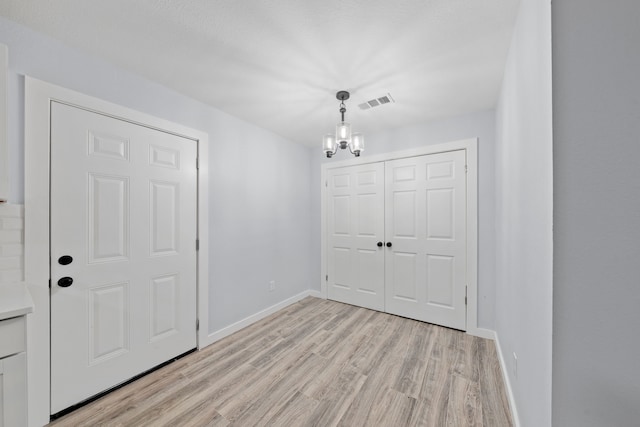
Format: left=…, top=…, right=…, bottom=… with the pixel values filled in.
left=310, top=110, right=497, bottom=329
left=494, top=0, right=553, bottom=425
left=552, top=1, right=640, bottom=425
left=0, top=17, right=312, bottom=335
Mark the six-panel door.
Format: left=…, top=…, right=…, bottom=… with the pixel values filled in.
left=327, top=163, right=385, bottom=311
left=384, top=151, right=467, bottom=330
left=50, top=102, right=198, bottom=413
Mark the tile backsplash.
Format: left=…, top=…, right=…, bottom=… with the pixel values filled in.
left=0, top=203, right=24, bottom=284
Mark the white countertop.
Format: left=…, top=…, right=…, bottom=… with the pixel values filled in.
left=0, top=282, right=34, bottom=321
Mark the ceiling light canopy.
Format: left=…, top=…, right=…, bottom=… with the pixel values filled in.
left=323, top=91, right=364, bottom=158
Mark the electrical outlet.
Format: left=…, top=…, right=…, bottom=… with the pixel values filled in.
left=513, top=352, right=518, bottom=378
left=269, top=280, right=275, bottom=292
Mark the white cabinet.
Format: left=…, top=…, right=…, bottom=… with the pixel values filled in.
left=0, top=352, right=27, bottom=426
left=0, top=284, right=34, bottom=427
left=0, top=316, right=27, bottom=426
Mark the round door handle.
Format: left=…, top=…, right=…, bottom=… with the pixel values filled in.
left=386, top=242, right=392, bottom=248
left=377, top=241, right=383, bottom=247
left=58, top=277, right=74, bottom=288
left=58, top=255, right=73, bottom=265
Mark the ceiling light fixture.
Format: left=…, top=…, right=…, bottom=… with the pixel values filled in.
left=322, top=91, right=364, bottom=158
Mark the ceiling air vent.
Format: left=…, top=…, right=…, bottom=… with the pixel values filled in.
left=358, top=93, right=395, bottom=110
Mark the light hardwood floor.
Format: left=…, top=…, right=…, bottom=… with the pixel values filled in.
left=49, top=297, right=513, bottom=426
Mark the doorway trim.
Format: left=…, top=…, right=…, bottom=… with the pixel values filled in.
left=24, top=76, right=209, bottom=426
left=320, top=138, right=483, bottom=336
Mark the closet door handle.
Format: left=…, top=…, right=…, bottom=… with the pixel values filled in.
left=377, top=241, right=383, bottom=247
left=386, top=242, right=392, bottom=248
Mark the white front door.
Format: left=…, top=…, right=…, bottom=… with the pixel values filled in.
left=384, top=150, right=467, bottom=330
left=50, top=102, right=198, bottom=413
left=327, top=163, right=385, bottom=311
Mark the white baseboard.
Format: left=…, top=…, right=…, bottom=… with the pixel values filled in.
left=494, top=332, right=521, bottom=427
left=467, top=327, right=496, bottom=340
left=308, top=289, right=322, bottom=298
left=200, top=290, right=313, bottom=348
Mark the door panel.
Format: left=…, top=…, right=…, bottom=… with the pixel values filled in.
left=50, top=102, right=197, bottom=413
left=426, top=188, right=454, bottom=239
left=384, top=150, right=467, bottom=330
left=88, top=282, right=129, bottom=364
left=150, top=180, right=179, bottom=255
left=390, top=251, right=417, bottom=301
left=149, top=273, right=179, bottom=341
left=392, top=191, right=417, bottom=237
left=88, top=173, right=129, bottom=262
left=327, top=163, right=385, bottom=310
left=426, top=255, right=455, bottom=306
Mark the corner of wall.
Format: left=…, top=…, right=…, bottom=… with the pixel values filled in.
left=494, top=330, right=522, bottom=427
left=493, top=0, right=553, bottom=425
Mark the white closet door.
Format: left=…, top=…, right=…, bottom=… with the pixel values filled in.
left=327, top=163, right=385, bottom=311
left=384, top=151, right=467, bottom=330
left=50, top=102, right=198, bottom=413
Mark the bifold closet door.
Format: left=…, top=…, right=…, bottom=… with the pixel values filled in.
left=384, top=150, right=467, bottom=330
left=327, top=163, right=385, bottom=311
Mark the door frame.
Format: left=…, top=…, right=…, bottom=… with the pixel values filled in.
left=320, top=138, right=485, bottom=336
left=24, top=76, right=209, bottom=426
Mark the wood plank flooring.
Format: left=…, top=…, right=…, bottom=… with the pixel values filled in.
left=49, top=297, right=513, bottom=427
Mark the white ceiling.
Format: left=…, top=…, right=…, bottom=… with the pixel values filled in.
left=0, top=0, right=520, bottom=147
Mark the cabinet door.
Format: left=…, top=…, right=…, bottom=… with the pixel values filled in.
left=0, top=352, right=27, bottom=427
left=385, top=151, right=467, bottom=330
left=327, top=163, right=385, bottom=311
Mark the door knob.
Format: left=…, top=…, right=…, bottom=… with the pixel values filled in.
left=58, top=277, right=74, bottom=288
left=58, top=255, right=73, bottom=265
left=386, top=242, right=392, bottom=248
left=377, top=241, right=383, bottom=247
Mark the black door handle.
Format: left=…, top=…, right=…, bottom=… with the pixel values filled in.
left=386, top=242, right=392, bottom=248
left=377, top=241, right=383, bottom=247
left=58, top=255, right=73, bottom=265
left=58, top=277, right=74, bottom=288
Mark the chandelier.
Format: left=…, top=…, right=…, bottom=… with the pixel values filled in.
left=322, top=91, right=364, bottom=158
